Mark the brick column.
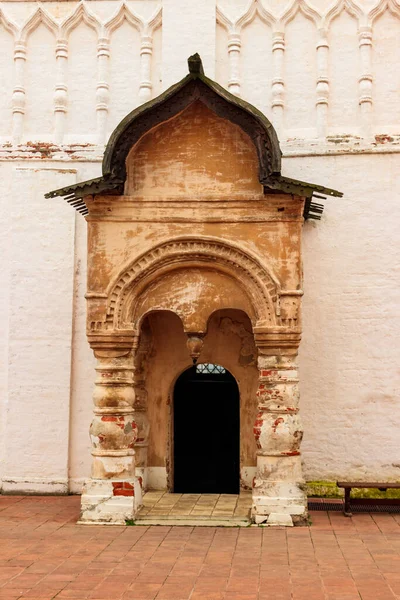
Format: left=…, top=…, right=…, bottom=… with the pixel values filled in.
left=80, top=335, right=143, bottom=524
left=252, top=330, right=307, bottom=526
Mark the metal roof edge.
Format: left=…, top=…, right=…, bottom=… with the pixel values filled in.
left=44, top=175, right=124, bottom=216
left=262, top=175, right=343, bottom=221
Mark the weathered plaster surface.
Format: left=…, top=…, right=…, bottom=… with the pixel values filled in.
left=1, top=167, right=76, bottom=494
left=292, top=152, right=400, bottom=482
left=1, top=0, right=399, bottom=498
left=126, top=101, right=262, bottom=197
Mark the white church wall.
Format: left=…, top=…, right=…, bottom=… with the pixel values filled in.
left=1, top=166, right=76, bottom=493
left=67, top=175, right=95, bottom=494
left=290, top=152, right=400, bottom=482
left=0, top=0, right=399, bottom=492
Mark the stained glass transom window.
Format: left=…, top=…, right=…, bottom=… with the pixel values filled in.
left=196, top=363, right=226, bottom=374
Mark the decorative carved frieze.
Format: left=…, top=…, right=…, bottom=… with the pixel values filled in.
left=1, top=1, right=161, bottom=145
left=1, top=0, right=400, bottom=147
left=216, top=0, right=400, bottom=142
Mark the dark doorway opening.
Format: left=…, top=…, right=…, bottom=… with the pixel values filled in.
left=173, top=364, right=240, bottom=494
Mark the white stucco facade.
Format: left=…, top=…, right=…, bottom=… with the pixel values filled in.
left=0, top=0, right=399, bottom=494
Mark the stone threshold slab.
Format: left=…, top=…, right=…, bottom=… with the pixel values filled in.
left=134, top=516, right=251, bottom=527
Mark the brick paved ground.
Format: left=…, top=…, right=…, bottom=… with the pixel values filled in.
left=1, top=496, right=400, bottom=600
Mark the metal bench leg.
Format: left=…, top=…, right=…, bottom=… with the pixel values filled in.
left=344, top=488, right=352, bottom=517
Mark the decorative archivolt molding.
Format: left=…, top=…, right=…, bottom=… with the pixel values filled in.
left=215, top=6, right=233, bottom=32
left=103, top=3, right=142, bottom=36
left=236, top=0, right=275, bottom=31
left=368, top=0, right=400, bottom=23
left=60, top=2, right=100, bottom=38
left=0, top=6, right=18, bottom=36
left=277, top=0, right=321, bottom=28
left=322, top=0, right=365, bottom=28
left=103, top=3, right=161, bottom=37
left=101, top=238, right=281, bottom=330
left=216, top=0, right=275, bottom=34
left=19, top=6, right=58, bottom=41
left=146, top=5, right=162, bottom=36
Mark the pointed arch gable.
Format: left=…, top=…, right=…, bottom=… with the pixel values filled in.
left=19, top=6, right=59, bottom=42
left=323, top=0, right=364, bottom=27
left=102, top=62, right=281, bottom=186
left=60, top=2, right=101, bottom=39
left=104, top=3, right=143, bottom=36
left=236, top=0, right=276, bottom=30
left=279, top=0, right=321, bottom=27
left=104, top=237, right=281, bottom=330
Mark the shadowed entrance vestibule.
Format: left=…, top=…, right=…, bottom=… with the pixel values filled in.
left=174, top=364, right=240, bottom=494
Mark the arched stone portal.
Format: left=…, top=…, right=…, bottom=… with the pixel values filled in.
left=47, top=53, right=341, bottom=526
left=138, top=309, right=259, bottom=496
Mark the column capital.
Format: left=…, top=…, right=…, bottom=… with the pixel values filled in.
left=253, top=327, right=301, bottom=355
left=88, top=331, right=138, bottom=357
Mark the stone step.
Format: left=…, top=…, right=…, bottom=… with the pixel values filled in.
left=134, top=515, right=251, bottom=527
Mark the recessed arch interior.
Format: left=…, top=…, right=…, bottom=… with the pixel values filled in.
left=131, top=265, right=258, bottom=333
left=124, top=100, right=263, bottom=198
left=141, top=307, right=259, bottom=492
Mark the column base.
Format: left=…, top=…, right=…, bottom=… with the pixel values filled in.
left=254, top=513, right=294, bottom=526
left=79, top=478, right=143, bottom=524
left=251, top=483, right=308, bottom=526
left=251, top=454, right=308, bottom=526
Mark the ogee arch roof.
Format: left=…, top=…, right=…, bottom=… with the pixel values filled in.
left=45, top=54, right=341, bottom=219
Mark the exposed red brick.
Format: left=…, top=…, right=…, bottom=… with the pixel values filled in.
left=112, top=481, right=135, bottom=496
left=113, top=488, right=134, bottom=497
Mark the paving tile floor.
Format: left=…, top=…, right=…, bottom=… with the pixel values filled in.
left=1, top=495, right=400, bottom=600
left=137, top=492, right=251, bottom=523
